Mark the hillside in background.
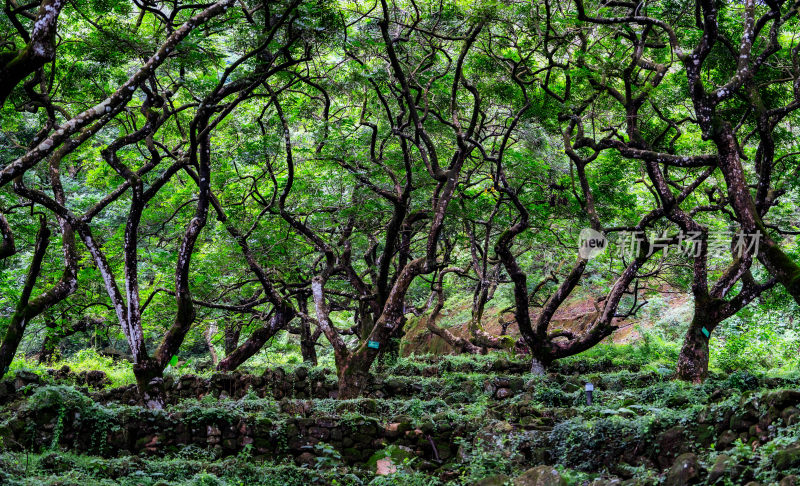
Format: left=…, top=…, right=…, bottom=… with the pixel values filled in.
left=401, top=290, right=692, bottom=357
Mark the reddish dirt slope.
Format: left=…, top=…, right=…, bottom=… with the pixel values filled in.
left=401, top=291, right=690, bottom=356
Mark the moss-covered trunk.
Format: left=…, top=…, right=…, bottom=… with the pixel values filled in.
left=676, top=306, right=718, bottom=384
left=337, top=365, right=372, bottom=400
left=133, top=358, right=166, bottom=410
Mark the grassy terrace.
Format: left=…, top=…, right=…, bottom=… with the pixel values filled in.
left=1, top=347, right=800, bottom=485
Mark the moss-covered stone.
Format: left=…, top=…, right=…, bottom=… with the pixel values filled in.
left=775, top=445, right=800, bottom=470
left=663, top=453, right=699, bottom=486
left=513, top=465, right=566, bottom=486
left=471, top=474, right=511, bottom=486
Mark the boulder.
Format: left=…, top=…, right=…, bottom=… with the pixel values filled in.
left=782, top=407, right=800, bottom=425
left=471, top=475, right=511, bottom=486
left=657, top=427, right=687, bottom=468
left=294, top=366, right=309, bottom=381
left=14, top=370, right=41, bottom=390
left=774, top=445, right=800, bottom=470
left=692, top=425, right=715, bottom=447
left=716, top=430, right=738, bottom=451
left=780, top=476, right=798, bottom=486
left=765, top=389, right=800, bottom=410
left=367, top=445, right=414, bottom=475
left=0, top=379, right=14, bottom=403
left=476, top=421, right=514, bottom=450
left=707, top=454, right=737, bottom=484
left=86, top=370, right=110, bottom=388
left=513, top=465, right=566, bottom=486
left=38, top=452, right=72, bottom=473
left=55, top=365, right=71, bottom=379
left=295, top=452, right=315, bottom=466
left=663, top=453, right=700, bottom=486
left=730, top=412, right=756, bottom=432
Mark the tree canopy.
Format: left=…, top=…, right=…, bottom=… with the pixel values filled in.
left=2, top=0, right=800, bottom=406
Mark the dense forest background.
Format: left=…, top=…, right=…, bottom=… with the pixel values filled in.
left=2, top=0, right=800, bottom=484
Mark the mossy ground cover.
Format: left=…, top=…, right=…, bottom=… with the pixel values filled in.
left=1, top=348, right=800, bottom=485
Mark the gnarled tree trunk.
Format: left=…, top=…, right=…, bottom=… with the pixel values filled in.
left=133, top=358, right=167, bottom=410
left=0, top=0, right=65, bottom=107
left=296, top=294, right=318, bottom=365
left=530, top=356, right=548, bottom=375
left=0, top=213, right=15, bottom=259
left=204, top=322, right=219, bottom=366
left=0, top=220, right=50, bottom=374
left=676, top=316, right=713, bottom=384
left=337, top=365, right=373, bottom=400
left=299, top=320, right=318, bottom=366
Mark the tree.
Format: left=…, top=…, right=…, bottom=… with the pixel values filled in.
left=3, top=0, right=315, bottom=407
left=572, top=0, right=800, bottom=380
left=0, top=149, right=78, bottom=374
left=0, top=0, right=66, bottom=106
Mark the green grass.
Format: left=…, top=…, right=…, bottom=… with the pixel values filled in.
left=6, top=348, right=136, bottom=388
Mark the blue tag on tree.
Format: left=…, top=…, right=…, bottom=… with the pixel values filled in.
left=701, top=327, right=710, bottom=338
left=367, top=340, right=380, bottom=349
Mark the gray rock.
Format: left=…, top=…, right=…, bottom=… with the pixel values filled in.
left=13, top=370, right=41, bottom=390
left=471, top=475, right=511, bottom=486
left=765, top=389, right=800, bottom=410
left=513, top=465, right=566, bottom=486
left=707, top=454, right=734, bottom=484
left=664, top=453, right=700, bottom=486
left=716, top=430, right=738, bottom=451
